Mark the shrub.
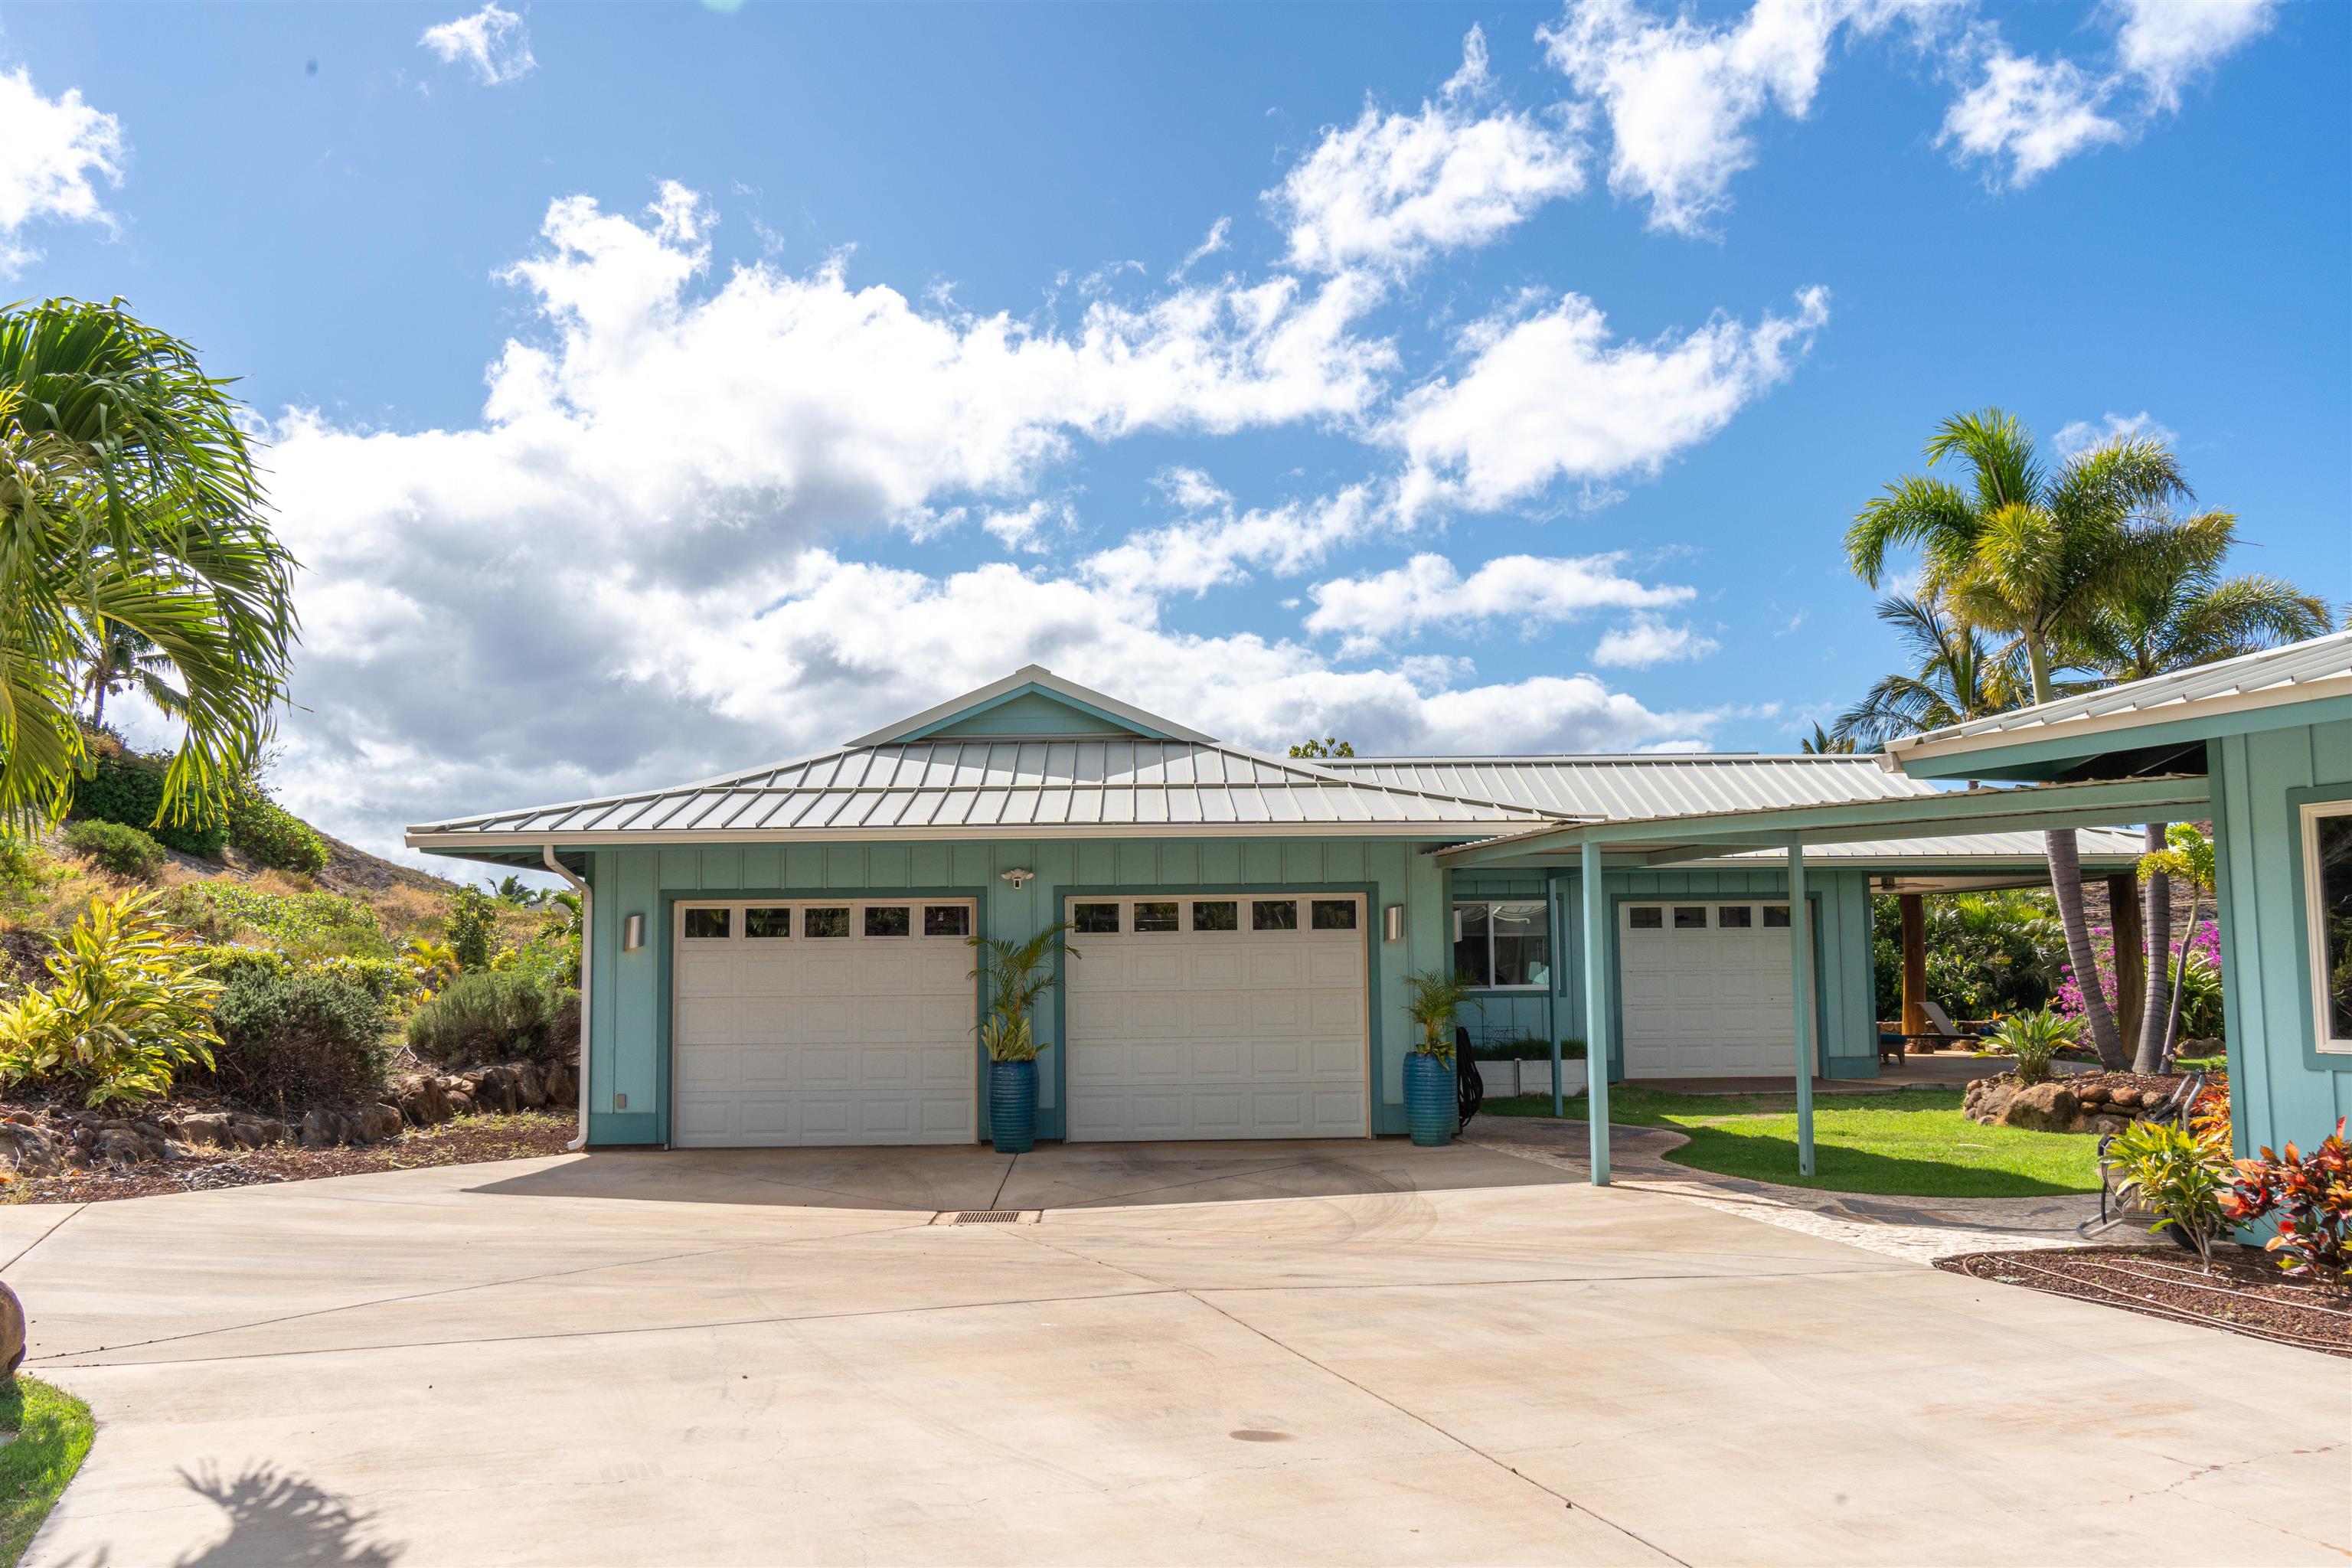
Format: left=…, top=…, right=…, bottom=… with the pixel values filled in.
left=406, top=969, right=562, bottom=1067
left=312, top=956, right=419, bottom=1008
left=68, top=742, right=229, bottom=859
left=2108, top=1120, right=2233, bottom=1268
left=225, top=788, right=328, bottom=874
left=0, top=892, right=221, bottom=1106
left=1872, top=890, right=2064, bottom=1019
left=446, top=885, right=498, bottom=972
left=162, top=883, right=390, bottom=960
left=209, top=966, right=390, bottom=1110
left=1982, top=1008, right=2078, bottom=1086
left=61, top=819, right=165, bottom=880
left=1468, top=1036, right=1586, bottom=1061
left=2226, top=1119, right=2352, bottom=1288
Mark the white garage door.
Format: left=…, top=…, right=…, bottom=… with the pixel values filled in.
left=1619, top=901, right=1802, bottom=1078
left=1065, top=893, right=1369, bottom=1141
left=671, top=899, right=976, bottom=1147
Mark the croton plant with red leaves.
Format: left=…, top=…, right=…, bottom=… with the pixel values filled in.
left=2225, top=1118, right=2352, bottom=1287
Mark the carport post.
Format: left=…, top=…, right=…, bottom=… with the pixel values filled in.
left=1787, top=841, right=1816, bottom=1178
left=1581, top=838, right=1610, bottom=1186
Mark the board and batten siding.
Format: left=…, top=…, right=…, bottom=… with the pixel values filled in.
left=581, top=835, right=1446, bottom=1144
left=2210, top=717, right=2352, bottom=1160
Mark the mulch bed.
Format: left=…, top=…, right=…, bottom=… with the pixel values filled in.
left=1938, top=1245, right=2352, bottom=1357
left=0, top=1111, right=577, bottom=1205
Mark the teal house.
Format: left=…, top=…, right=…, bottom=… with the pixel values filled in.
left=408, top=668, right=2132, bottom=1150
left=1884, top=630, right=2352, bottom=1165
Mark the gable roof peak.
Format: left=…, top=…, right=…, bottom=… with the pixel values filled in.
left=847, top=667, right=1216, bottom=748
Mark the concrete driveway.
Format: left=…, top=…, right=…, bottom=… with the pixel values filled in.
left=6, top=1139, right=2346, bottom=1566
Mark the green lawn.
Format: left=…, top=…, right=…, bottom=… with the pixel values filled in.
left=1481, top=1085, right=2102, bottom=1197
left=2, top=1377, right=94, bottom=1568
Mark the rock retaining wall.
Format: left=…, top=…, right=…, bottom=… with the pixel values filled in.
left=0, top=1059, right=578, bottom=1178
left=1962, top=1072, right=2186, bottom=1136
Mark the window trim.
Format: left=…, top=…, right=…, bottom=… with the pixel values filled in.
left=1453, top=898, right=1551, bottom=991
left=2298, top=795, right=2352, bottom=1057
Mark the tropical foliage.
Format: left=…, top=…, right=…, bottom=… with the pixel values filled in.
left=0, top=891, right=222, bottom=1105
left=1834, top=594, right=2026, bottom=749
left=211, top=965, right=390, bottom=1108
left=0, top=298, right=299, bottom=828
left=446, top=884, right=498, bottom=970
left=2107, top=1119, right=2235, bottom=1269
left=69, top=734, right=229, bottom=857
left=1872, top=890, right=2063, bottom=1019
left=224, top=784, right=328, bottom=873
left=1402, top=969, right=1478, bottom=1063
left=1288, top=736, right=1355, bottom=758
left=162, top=881, right=389, bottom=960
left=968, top=923, right=1075, bottom=1063
left=1981, top=1008, right=2079, bottom=1086
left=61, top=818, right=165, bottom=880
left=2226, top=1119, right=2352, bottom=1288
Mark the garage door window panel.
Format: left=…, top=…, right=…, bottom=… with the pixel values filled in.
left=744, top=907, right=792, bottom=939
left=1134, top=901, right=1179, bottom=933
left=805, top=907, right=850, bottom=938
left=1073, top=902, right=1121, bottom=934
left=1252, top=900, right=1298, bottom=932
left=1191, top=900, right=1237, bottom=932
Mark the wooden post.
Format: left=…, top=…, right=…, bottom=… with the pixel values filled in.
left=1899, top=893, right=1927, bottom=1040
left=2109, top=873, right=2145, bottom=1056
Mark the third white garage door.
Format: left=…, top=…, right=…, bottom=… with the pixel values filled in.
left=1619, top=900, right=1802, bottom=1078
left=1064, top=893, right=1369, bottom=1141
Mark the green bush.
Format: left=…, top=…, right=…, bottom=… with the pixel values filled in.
left=0, top=892, right=222, bottom=1106
left=68, top=743, right=229, bottom=858
left=313, top=955, right=420, bottom=1007
left=1468, top=1035, right=1586, bottom=1061
left=162, top=883, right=390, bottom=960
left=407, top=969, right=563, bottom=1067
left=210, top=966, right=390, bottom=1109
left=1872, top=890, right=2064, bottom=1018
left=226, top=788, right=328, bottom=874
left=446, top=884, right=498, bottom=971
left=61, top=818, right=165, bottom=879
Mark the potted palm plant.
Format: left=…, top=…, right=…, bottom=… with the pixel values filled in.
left=1401, top=969, right=1475, bottom=1146
left=967, top=923, right=1076, bottom=1154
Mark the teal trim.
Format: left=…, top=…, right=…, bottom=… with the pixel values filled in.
left=1579, top=840, right=1609, bottom=1184
left=586, top=1111, right=660, bottom=1145
left=657, top=884, right=991, bottom=1148
left=897, top=684, right=1170, bottom=743
left=1788, top=844, right=1816, bottom=1177
left=2282, top=780, right=2352, bottom=1073
left=1896, top=692, right=2352, bottom=783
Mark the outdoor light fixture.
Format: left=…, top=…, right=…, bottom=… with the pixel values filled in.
left=623, top=913, right=646, bottom=951
left=1383, top=904, right=1405, bottom=942
left=1000, top=867, right=1034, bottom=890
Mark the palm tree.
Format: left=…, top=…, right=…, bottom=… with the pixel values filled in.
left=1832, top=593, right=2026, bottom=750
left=0, top=298, right=297, bottom=828
left=1847, top=409, right=2201, bottom=1070
left=1798, top=722, right=1857, bottom=755
left=77, top=619, right=187, bottom=728
left=2071, top=536, right=2331, bottom=1070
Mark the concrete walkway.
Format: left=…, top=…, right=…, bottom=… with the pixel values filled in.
left=6, top=1139, right=2347, bottom=1566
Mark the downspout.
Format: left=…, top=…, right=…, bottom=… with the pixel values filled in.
left=542, top=845, right=593, bottom=1152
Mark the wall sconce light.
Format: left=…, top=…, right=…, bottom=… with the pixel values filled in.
left=622, top=913, right=646, bottom=951
left=1383, top=904, right=1405, bottom=942
left=1452, top=907, right=1463, bottom=942
left=1000, top=867, right=1034, bottom=891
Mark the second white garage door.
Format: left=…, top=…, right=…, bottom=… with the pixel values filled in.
left=1065, top=893, right=1369, bottom=1141
left=671, top=899, right=977, bottom=1147
left=1619, top=900, right=1801, bottom=1078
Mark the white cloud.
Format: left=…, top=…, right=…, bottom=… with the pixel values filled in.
left=1168, top=217, right=1231, bottom=282
left=1270, top=28, right=1586, bottom=273
left=420, top=4, right=538, bottom=87
left=1391, top=284, right=1829, bottom=514
left=1084, top=485, right=1389, bottom=596
left=1591, top=612, right=1719, bottom=667
left=0, top=65, right=125, bottom=274
left=1939, top=46, right=2125, bottom=185
left=1303, top=551, right=1693, bottom=652
left=2112, top=0, right=2275, bottom=111
left=1443, top=22, right=1496, bottom=100
left=1539, top=0, right=1950, bottom=237
left=2053, top=408, right=2177, bottom=456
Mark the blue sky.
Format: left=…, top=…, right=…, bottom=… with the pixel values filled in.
left=2, top=1, right=2344, bottom=860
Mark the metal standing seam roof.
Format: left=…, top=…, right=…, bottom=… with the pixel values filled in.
left=1883, top=629, right=2352, bottom=764
left=405, top=739, right=1567, bottom=843
left=1318, top=754, right=1942, bottom=819
left=1713, top=828, right=2145, bottom=864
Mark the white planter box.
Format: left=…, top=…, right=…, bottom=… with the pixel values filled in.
left=1476, top=1060, right=1573, bottom=1097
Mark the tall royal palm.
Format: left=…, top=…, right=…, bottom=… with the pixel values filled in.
left=0, top=299, right=296, bottom=825
left=1846, top=410, right=2195, bottom=1070
left=2071, top=535, right=2331, bottom=1070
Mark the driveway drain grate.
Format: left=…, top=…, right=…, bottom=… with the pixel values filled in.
left=955, top=1210, right=1021, bottom=1224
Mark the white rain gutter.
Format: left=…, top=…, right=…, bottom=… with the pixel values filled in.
left=542, top=844, right=593, bottom=1152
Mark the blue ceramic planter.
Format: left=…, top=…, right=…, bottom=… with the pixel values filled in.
left=1404, top=1050, right=1455, bottom=1146
left=989, top=1059, right=1038, bottom=1153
